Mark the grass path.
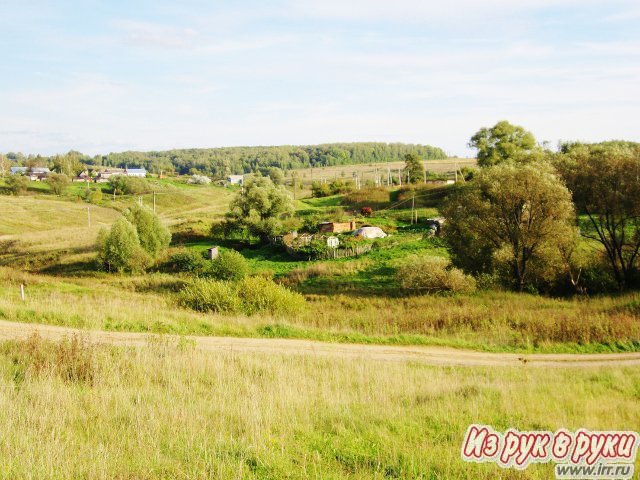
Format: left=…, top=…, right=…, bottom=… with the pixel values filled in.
left=2, top=319, right=640, bottom=367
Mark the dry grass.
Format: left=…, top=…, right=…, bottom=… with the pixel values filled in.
left=289, top=158, right=476, bottom=185
left=1, top=268, right=639, bottom=352
left=0, top=336, right=637, bottom=478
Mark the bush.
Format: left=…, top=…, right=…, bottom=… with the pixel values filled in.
left=5, top=175, right=29, bottom=195
left=96, top=218, right=152, bottom=273
left=109, top=176, right=149, bottom=195
left=85, top=188, right=103, bottom=204
left=177, top=279, right=240, bottom=313
left=206, top=250, right=248, bottom=281
left=397, top=256, right=476, bottom=294
left=168, top=249, right=207, bottom=274
left=177, top=276, right=305, bottom=316
left=189, top=174, right=211, bottom=185
left=311, top=181, right=331, bottom=198
left=123, top=205, right=171, bottom=258
left=47, top=173, right=71, bottom=195
left=236, top=276, right=306, bottom=316
left=360, top=207, right=373, bottom=217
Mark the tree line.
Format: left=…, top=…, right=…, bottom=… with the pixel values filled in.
left=1, top=142, right=447, bottom=178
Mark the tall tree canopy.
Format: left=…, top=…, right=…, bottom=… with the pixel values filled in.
left=555, top=142, right=640, bottom=289
left=223, top=176, right=295, bottom=242
left=443, top=161, right=575, bottom=291
left=123, top=205, right=171, bottom=259
left=403, top=153, right=424, bottom=184
left=469, top=120, right=537, bottom=167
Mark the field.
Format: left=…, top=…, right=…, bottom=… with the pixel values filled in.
left=288, top=158, right=476, bottom=185
left=0, top=335, right=638, bottom=479
left=1, top=171, right=639, bottom=478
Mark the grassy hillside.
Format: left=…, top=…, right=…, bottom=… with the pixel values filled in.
left=1, top=176, right=639, bottom=353
left=0, top=335, right=637, bottom=478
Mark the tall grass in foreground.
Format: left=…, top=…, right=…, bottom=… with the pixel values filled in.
left=0, top=336, right=638, bottom=479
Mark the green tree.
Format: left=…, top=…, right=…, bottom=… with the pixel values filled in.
left=0, top=154, right=9, bottom=177
left=469, top=120, right=537, bottom=167
left=96, top=217, right=151, bottom=273
left=47, top=173, right=71, bottom=196
left=555, top=143, right=640, bottom=289
left=52, top=151, right=85, bottom=177
left=5, top=174, right=29, bottom=195
left=268, top=167, right=285, bottom=185
left=403, top=153, right=424, bottom=184
left=442, top=161, right=575, bottom=291
left=122, top=205, right=171, bottom=258
left=109, top=176, right=148, bottom=195
left=224, top=176, right=294, bottom=242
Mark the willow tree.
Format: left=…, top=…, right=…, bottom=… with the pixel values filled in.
left=556, top=142, right=640, bottom=289
left=443, top=161, right=575, bottom=291
left=223, top=176, right=294, bottom=242
left=469, top=120, right=537, bottom=167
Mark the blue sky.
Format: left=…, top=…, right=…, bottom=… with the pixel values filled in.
left=1, top=0, right=639, bottom=156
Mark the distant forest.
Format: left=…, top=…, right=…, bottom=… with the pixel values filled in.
left=3, top=143, right=447, bottom=178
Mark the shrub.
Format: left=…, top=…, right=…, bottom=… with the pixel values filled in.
left=123, top=205, right=171, bottom=258
left=47, top=173, right=71, bottom=195
left=236, top=276, right=306, bottom=316
left=168, top=249, right=207, bottom=274
left=206, top=250, right=248, bottom=281
left=96, top=218, right=152, bottom=273
left=5, top=175, right=29, bottom=195
left=85, top=188, right=103, bottom=204
left=360, top=207, right=373, bottom=217
left=177, top=279, right=240, bottom=313
left=109, top=176, right=149, bottom=195
left=177, top=276, right=305, bottom=316
left=189, top=174, right=211, bottom=185
left=311, top=181, right=331, bottom=198
left=397, top=256, right=476, bottom=294
left=328, top=179, right=354, bottom=194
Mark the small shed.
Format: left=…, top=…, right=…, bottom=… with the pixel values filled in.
left=326, top=236, right=340, bottom=248
left=125, top=168, right=147, bottom=178
left=227, top=175, right=244, bottom=185
left=319, top=220, right=356, bottom=234
left=207, top=246, right=220, bottom=260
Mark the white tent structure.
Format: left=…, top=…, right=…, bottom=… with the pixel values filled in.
left=353, top=226, right=387, bottom=239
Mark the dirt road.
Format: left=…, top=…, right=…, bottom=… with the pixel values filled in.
left=0, top=319, right=639, bottom=367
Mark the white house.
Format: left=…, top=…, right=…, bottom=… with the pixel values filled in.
left=227, top=175, right=244, bottom=185
left=10, top=166, right=28, bottom=175
left=125, top=168, right=147, bottom=177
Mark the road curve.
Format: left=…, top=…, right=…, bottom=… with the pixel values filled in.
left=0, top=319, right=639, bottom=368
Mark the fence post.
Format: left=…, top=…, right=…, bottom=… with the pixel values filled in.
left=20, top=284, right=25, bottom=301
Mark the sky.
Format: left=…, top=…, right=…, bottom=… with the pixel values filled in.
left=0, top=0, right=639, bottom=157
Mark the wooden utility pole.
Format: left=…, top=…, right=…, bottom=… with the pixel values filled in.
left=411, top=192, right=415, bottom=225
